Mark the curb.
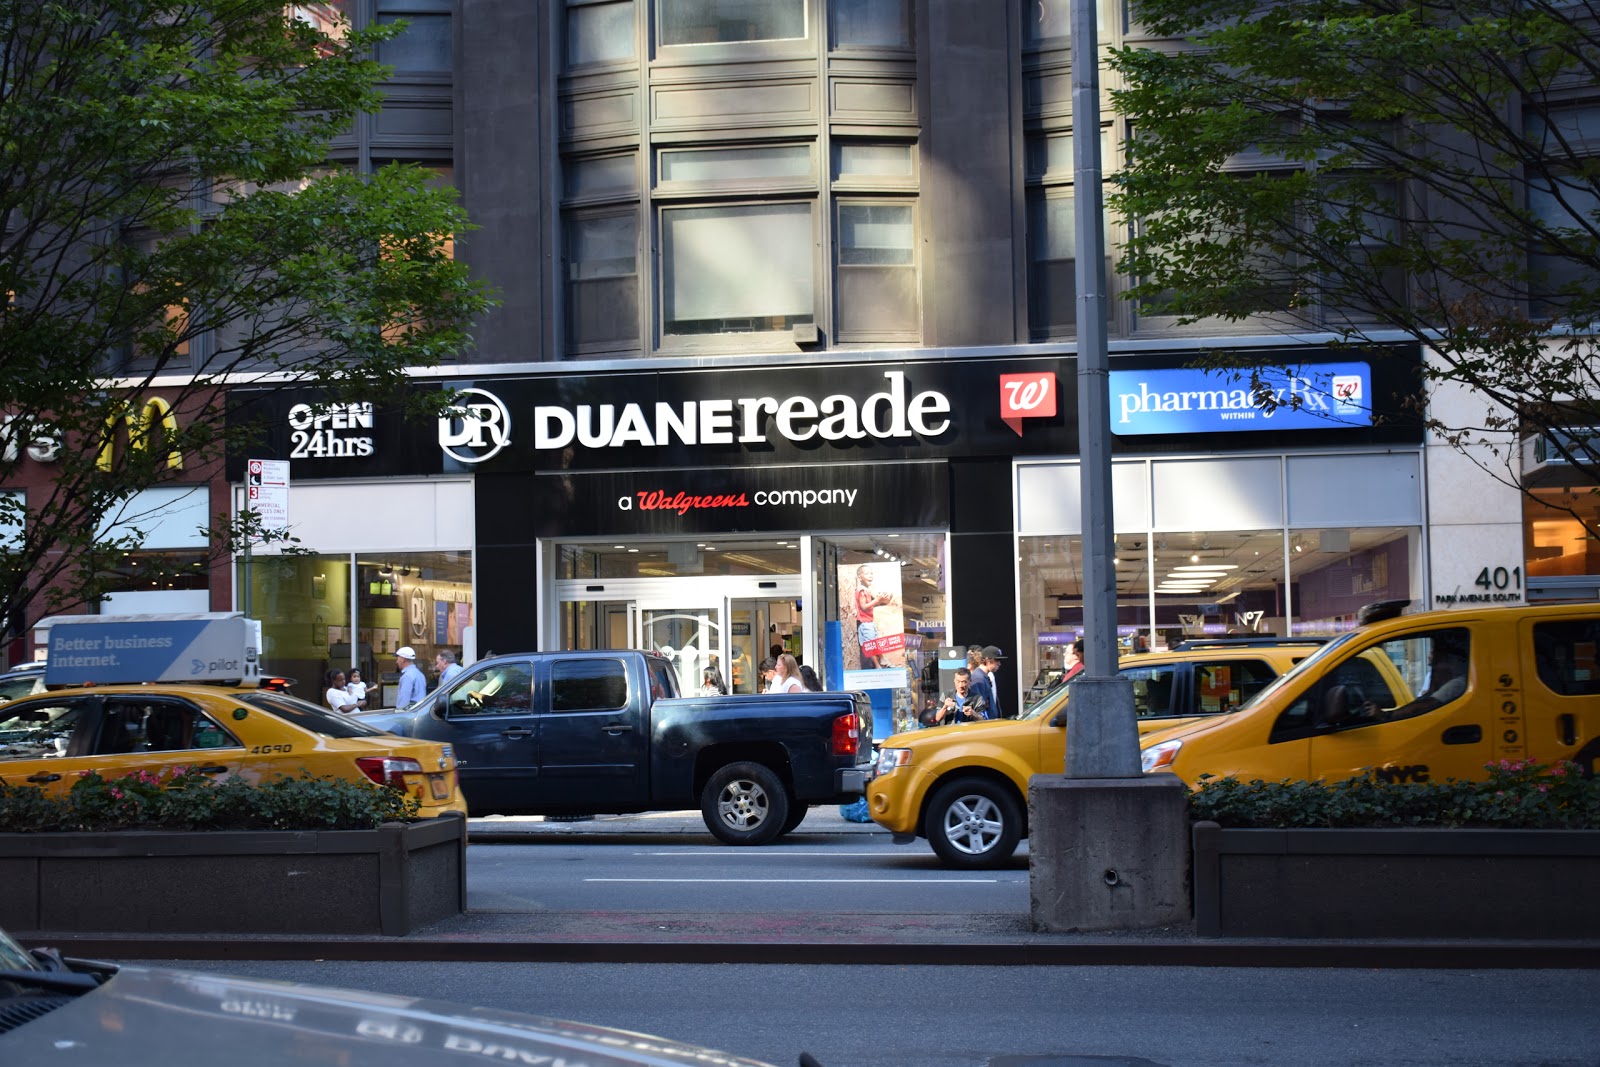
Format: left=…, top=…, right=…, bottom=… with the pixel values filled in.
left=18, top=934, right=1600, bottom=969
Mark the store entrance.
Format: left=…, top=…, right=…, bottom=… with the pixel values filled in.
left=556, top=576, right=805, bottom=697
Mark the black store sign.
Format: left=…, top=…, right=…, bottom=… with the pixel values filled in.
left=525, top=463, right=949, bottom=538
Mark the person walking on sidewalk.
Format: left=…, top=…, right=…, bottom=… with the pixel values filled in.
left=394, top=646, right=426, bottom=709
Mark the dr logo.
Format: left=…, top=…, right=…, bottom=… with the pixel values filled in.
left=999, top=372, right=1057, bottom=436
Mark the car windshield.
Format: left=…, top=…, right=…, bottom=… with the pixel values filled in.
left=1230, top=631, right=1360, bottom=711
left=1022, top=679, right=1071, bottom=721
left=241, top=691, right=392, bottom=738
left=0, top=926, right=38, bottom=971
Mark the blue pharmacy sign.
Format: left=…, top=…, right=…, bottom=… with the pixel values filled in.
left=1108, top=363, right=1372, bottom=436
left=45, top=615, right=257, bottom=686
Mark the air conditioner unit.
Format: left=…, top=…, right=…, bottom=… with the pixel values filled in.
left=1520, top=426, right=1600, bottom=486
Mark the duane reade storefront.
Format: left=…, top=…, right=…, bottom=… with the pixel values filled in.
left=229, top=342, right=1423, bottom=721
left=464, top=354, right=1079, bottom=731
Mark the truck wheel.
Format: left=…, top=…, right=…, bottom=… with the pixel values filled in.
left=702, top=761, right=791, bottom=846
left=926, top=777, right=1021, bottom=870
left=778, top=804, right=810, bottom=836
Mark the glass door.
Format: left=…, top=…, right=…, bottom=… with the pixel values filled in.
left=630, top=600, right=725, bottom=697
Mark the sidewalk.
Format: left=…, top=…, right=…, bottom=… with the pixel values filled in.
left=25, top=809, right=1600, bottom=968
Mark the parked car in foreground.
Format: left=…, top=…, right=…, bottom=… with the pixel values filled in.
left=0, top=684, right=466, bottom=817
left=869, top=637, right=1326, bottom=868
left=0, top=927, right=807, bottom=1065
left=357, top=649, right=872, bottom=845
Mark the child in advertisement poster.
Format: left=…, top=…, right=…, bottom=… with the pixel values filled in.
left=852, top=563, right=901, bottom=669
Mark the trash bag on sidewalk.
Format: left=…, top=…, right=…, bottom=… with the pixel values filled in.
left=838, top=797, right=872, bottom=823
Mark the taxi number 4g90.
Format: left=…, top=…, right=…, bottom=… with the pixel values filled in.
left=249, top=744, right=293, bottom=754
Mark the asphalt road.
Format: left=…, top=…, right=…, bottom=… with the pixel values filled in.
left=140, top=958, right=1600, bottom=1067
left=466, top=833, right=1030, bottom=916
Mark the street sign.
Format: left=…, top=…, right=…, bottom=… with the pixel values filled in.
left=246, top=457, right=290, bottom=527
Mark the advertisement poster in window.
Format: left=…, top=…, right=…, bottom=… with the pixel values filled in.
left=838, top=561, right=907, bottom=690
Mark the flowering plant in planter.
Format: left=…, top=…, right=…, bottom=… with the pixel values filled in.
left=0, top=766, right=421, bottom=833
left=1188, top=759, right=1600, bottom=829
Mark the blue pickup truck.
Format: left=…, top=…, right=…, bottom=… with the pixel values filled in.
left=357, top=649, right=872, bottom=845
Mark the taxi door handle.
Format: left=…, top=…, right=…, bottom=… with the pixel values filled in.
left=601, top=723, right=634, bottom=735
left=1440, top=725, right=1481, bottom=745
left=26, top=773, right=61, bottom=784
left=194, top=765, right=229, bottom=775
left=500, top=727, right=533, bottom=739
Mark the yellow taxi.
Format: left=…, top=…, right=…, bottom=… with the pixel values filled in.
left=1140, top=599, right=1600, bottom=788
left=869, top=637, right=1324, bottom=868
left=0, top=683, right=466, bottom=816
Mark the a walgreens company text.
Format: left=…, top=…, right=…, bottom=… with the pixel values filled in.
left=535, top=371, right=951, bottom=449
left=620, top=488, right=858, bottom=515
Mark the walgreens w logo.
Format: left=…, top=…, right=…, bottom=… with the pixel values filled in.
left=999, top=372, right=1057, bottom=436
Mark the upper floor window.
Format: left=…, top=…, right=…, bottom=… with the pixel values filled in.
left=376, top=0, right=452, bottom=74
left=566, top=0, right=636, bottom=67
left=660, top=202, right=815, bottom=339
left=832, top=0, right=910, bottom=50
left=660, top=0, right=805, bottom=46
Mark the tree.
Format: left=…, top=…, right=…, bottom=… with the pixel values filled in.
left=0, top=1, right=494, bottom=638
left=1108, top=0, right=1600, bottom=543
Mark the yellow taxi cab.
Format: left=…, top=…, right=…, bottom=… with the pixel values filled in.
left=0, top=683, right=466, bottom=817
left=869, top=637, right=1324, bottom=868
left=1140, top=599, right=1600, bottom=789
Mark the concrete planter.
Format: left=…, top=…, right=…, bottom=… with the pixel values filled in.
left=0, top=815, right=466, bottom=937
left=1192, top=820, right=1600, bottom=939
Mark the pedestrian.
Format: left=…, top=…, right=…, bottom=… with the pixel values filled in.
left=1061, top=640, right=1086, bottom=684
left=798, top=663, right=823, bottom=691
left=981, top=645, right=1009, bottom=719
left=701, top=664, right=728, bottom=695
left=766, top=653, right=805, bottom=693
left=758, top=657, right=777, bottom=690
left=345, top=668, right=368, bottom=706
left=435, top=649, right=463, bottom=691
left=919, top=667, right=986, bottom=726
left=325, top=668, right=362, bottom=713
left=966, top=646, right=996, bottom=720
left=394, top=646, right=426, bottom=708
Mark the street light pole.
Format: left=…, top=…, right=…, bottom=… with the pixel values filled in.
left=1065, top=0, right=1140, bottom=778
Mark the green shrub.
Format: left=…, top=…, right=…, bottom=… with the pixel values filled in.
left=1188, top=759, right=1600, bottom=830
left=0, top=766, right=422, bottom=833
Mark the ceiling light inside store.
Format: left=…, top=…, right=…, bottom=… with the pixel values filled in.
left=1172, top=565, right=1238, bottom=572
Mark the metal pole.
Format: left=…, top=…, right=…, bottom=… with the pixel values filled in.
left=1066, top=0, right=1140, bottom=777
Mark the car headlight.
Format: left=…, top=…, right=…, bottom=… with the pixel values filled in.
left=1141, top=740, right=1182, bottom=774
left=876, top=747, right=912, bottom=776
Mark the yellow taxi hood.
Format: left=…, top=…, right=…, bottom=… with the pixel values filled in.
left=881, top=718, right=1031, bottom=748
left=1140, top=712, right=1233, bottom=748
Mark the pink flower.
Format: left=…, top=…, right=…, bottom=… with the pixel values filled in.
left=1537, top=784, right=1550, bottom=793
left=77, top=770, right=90, bottom=777
left=109, top=788, right=123, bottom=800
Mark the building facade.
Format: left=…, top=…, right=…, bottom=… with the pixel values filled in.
left=16, top=3, right=1592, bottom=728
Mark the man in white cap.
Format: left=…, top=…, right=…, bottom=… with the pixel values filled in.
left=394, top=646, right=426, bottom=709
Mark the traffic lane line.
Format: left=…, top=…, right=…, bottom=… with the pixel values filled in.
left=585, top=877, right=1012, bottom=883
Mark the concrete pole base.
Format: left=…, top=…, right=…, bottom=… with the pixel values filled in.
left=1028, top=774, right=1192, bottom=933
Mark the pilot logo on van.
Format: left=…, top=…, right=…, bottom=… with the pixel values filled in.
left=439, top=388, right=511, bottom=464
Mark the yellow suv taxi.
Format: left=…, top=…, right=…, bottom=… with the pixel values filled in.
left=869, top=637, right=1324, bottom=868
left=1140, top=600, right=1600, bottom=789
left=0, top=683, right=466, bottom=816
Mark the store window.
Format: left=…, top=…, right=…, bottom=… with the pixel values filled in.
left=244, top=549, right=472, bottom=709
left=1525, top=483, right=1600, bottom=583
left=1016, top=453, right=1424, bottom=700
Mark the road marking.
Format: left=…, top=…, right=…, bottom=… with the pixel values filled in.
left=634, top=851, right=892, bottom=857
left=585, top=883, right=998, bottom=889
